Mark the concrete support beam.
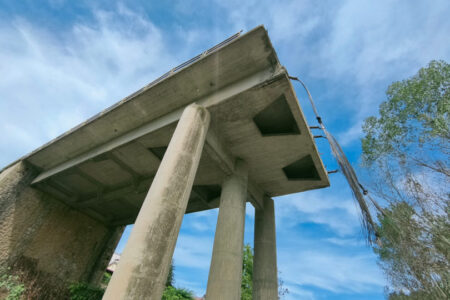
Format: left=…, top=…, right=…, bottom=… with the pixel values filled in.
left=253, top=197, right=278, bottom=300
left=103, top=104, right=210, bottom=300
left=205, top=127, right=263, bottom=210
left=206, top=160, right=248, bottom=300
left=31, top=68, right=275, bottom=185
left=248, top=182, right=264, bottom=210
left=204, top=126, right=235, bottom=176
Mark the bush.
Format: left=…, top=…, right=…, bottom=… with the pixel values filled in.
left=100, top=272, right=111, bottom=288
left=68, top=282, right=104, bottom=300
left=0, top=273, right=25, bottom=300
left=162, top=286, right=194, bottom=300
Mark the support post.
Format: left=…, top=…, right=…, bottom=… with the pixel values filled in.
left=206, top=160, right=248, bottom=300
left=253, top=197, right=278, bottom=300
left=87, top=226, right=125, bottom=286
left=103, top=104, right=210, bottom=300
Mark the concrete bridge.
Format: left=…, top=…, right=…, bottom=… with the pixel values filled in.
left=0, top=26, right=329, bottom=299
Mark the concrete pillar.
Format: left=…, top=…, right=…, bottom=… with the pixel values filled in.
left=87, top=226, right=125, bottom=286
left=103, top=104, right=210, bottom=300
left=253, top=197, right=278, bottom=300
left=206, top=160, right=248, bottom=300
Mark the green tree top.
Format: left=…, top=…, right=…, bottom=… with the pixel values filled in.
left=362, top=60, right=449, bottom=164
left=241, top=244, right=253, bottom=300
left=361, top=60, right=450, bottom=298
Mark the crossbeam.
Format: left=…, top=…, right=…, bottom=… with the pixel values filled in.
left=205, top=126, right=264, bottom=210
left=31, top=68, right=277, bottom=185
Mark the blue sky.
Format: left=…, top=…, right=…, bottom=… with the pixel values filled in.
left=1, top=1, right=449, bottom=299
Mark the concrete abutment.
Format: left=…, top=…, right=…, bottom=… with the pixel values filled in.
left=0, top=161, right=123, bottom=290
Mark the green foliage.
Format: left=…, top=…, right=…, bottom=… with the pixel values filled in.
left=0, top=273, right=25, bottom=300
left=101, top=272, right=111, bottom=286
left=68, top=265, right=191, bottom=300
left=362, top=60, right=449, bottom=164
left=241, top=244, right=253, bottom=300
left=374, top=202, right=450, bottom=298
left=166, top=260, right=175, bottom=287
left=68, top=282, right=104, bottom=300
left=162, top=286, right=194, bottom=300
left=161, top=261, right=193, bottom=300
left=361, top=60, right=450, bottom=298
left=388, top=288, right=449, bottom=300
left=374, top=202, right=416, bottom=262
left=240, top=244, right=289, bottom=299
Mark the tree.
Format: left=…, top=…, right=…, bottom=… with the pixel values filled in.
left=162, top=286, right=194, bottom=300
left=241, top=244, right=253, bottom=300
left=361, top=60, right=449, bottom=298
left=240, top=244, right=289, bottom=299
left=166, top=261, right=175, bottom=288
left=362, top=60, right=449, bottom=164
left=162, top=261, right=194, bottom=300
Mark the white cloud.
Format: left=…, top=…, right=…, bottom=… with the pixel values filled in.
left=279, top=249, right=384, bottom=294
left=183, top=208, right=218, bottom=232
left=274, top=188, right=385, bottom=297
left=0, top=6, right=182, bottom=167
left=324, top=237, right=364, bottom=247
left=337, top=121, right=364, bottom=147
left=322, top=0, right=450, bottom=83
left=284, top=285, right=316, bottom=300
left=173, top=234, right=214, bottom=270
left=275, top=190, right=362, bottom=236
left=312, top=0, right=450, bottom=144
left=212, top=0, right=450, bottom=145
left=2, top=1, right=447, bottom=298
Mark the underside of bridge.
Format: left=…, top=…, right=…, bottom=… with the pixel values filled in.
left=0, top=26, right=329, bottom=299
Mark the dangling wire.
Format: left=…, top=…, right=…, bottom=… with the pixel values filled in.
left=289, top=75, right=384, bottom=245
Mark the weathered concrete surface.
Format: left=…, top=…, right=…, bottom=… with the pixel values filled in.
left=88, top=226, right=125, bottom=286
left=206, top=160, right=248, bottom=300
left=0, top=161, right=42, bottom=269
left=103, top=104, right=210, bottom=300
left=0, top=161, right=121, bottom=284
left=6, top=27, right=329, bottom=226
left=253, top=197, right=278, bottom=300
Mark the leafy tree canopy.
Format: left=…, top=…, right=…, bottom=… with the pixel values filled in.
left=241, top=244, right=253, bottom=300
left=362, top=60, right=449, bottom=164
left=361, top=60, right=449, bottom=299
left=162, top=286, right=194, bottom=300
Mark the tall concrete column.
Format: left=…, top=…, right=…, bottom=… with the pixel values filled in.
left=253, top=197, right=278, bottom=300
left=103, top=104, right=210, bottom=300
left=206, top=160, right=248, bottom=300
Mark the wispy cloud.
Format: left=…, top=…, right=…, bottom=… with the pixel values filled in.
left=173, top=234, right=214, bottom=270
left=279, top=248, right=384, bottom=294
left=275, top=189, right=361, bottom=236
left=0, top=5, right=181, bottom=167
left=211, top=0, right=450, bottom=145
left=274, top=187, right=385, bottom=298
left=2, top=1, right=448, bottom=299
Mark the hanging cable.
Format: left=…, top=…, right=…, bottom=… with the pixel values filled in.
left=289, top=75, right=384, bottom=245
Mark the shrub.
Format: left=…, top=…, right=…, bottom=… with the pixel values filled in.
left=162, top=286, right=194, bottom=300
left=68, top=282, right=104, bottom=300
left=0, top=273, right=25, bottom=300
